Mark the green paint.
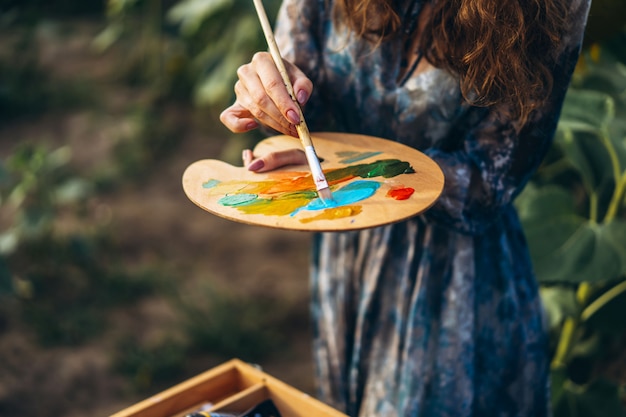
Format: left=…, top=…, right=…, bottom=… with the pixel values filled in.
left=326, top=159, right=415, bottom=182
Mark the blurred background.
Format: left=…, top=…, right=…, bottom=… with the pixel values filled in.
left=0, top=1, right=625, bottom=416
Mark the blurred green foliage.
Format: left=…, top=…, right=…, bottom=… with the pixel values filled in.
left=0, top=144, right=157, bottom=345
left=516, top=29, right=626, bottom=416
left=0, top=144, right=91, bottom=258
left=0, top=0, right=625, bottom=411
left=93, top=0, right=280, bottom=108
left=0, top=31, right=93, bottom=125
left=0, top=1, right=286, bottom=400
left=173, top=280, right=308, bottom=362
left=106, top=106, right=181, bottom=182
left=113, top=336, right=188, bottom=392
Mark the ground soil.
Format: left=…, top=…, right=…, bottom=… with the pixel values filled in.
left=0, top=18, right=315, bottom=417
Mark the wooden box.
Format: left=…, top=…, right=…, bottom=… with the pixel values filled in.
left=110, top=359, right=348, bottom=417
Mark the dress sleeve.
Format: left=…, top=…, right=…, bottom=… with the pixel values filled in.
left=423, top=0, right=591, bottom=236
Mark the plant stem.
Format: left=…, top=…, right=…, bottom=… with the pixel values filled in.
left=605, top=171, right=626, bottom=222
left=589, top=192, right=598, bottom=224
left=550, top=282, right=593, bottom=369
left=599, top=127, right=623, bottom=222
left=552, top=316, right=578, bottom=369
left=538, top=158, right=574, bottom=181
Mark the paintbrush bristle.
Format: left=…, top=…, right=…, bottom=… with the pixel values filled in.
left=318, top=187, right=335, bottom=206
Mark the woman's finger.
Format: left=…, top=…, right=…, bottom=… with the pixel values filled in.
left=252, top=52, right=302, bottom=125
left=237, top=61, right=293, bottom=134
left=284, top=59, right=313, bottom=106
left=220, top=102, right=259, bottom=133
left=247, top=149, right=308, bottom=172
left=242, top=149, right=254, bottom=166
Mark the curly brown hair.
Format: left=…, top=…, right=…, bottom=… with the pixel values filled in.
left=333, top=0, right=571, bottom=126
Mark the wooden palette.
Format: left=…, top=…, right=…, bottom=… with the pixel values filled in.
left=182, top=132, right=444, bottom=231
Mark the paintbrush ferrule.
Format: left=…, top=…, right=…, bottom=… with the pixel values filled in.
left=317, top=187, right=334, bottom=206
left=303, top=145, right=329, bottom=189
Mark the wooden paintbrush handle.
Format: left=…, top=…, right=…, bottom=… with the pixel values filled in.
left=252, top=0, right=314, bottom=148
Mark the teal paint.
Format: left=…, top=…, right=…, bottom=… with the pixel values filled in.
left=219, top=193, right=258, bottom=206
left=336, top=151, right=383, bottom=164
left=202, top=179, right=221, bottom=189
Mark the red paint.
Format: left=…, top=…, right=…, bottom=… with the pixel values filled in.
left=387, top=187, right=414, bottom=200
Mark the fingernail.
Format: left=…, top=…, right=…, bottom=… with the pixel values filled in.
left=286, top=109, right=300, bottom=124
left=296, top=90, right=308, bottom=105
left=246, top=121, right=258, bottom=130
left=242, top=149, right=252, bottom=162
left=248, top=159, right=265, bottom=171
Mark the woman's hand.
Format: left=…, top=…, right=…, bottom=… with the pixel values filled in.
left=242, top=148, right=308, bottom=172
left=220, top=52, right=313, bottom=138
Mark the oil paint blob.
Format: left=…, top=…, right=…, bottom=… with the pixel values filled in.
left=387, top=186, right=415, bottom=200
left=202, top=179, right=221, bottom=189
left=336, top=151, right=383, bottom=164
left=291, top=180, right=381, bottom=216
left=219, top=193, right=258, bottom=206
left=203, top=159, right=415, bottom=221
left=300, top=206, right=363, bottom=223
left=226, top=190, right=316, bottom=216
left=325, top=159, right=415, bottom=182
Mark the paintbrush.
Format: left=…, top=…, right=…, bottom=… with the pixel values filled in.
left=252, top=0, right=334, bottom=205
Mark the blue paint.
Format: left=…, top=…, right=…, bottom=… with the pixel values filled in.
left=291, top=180, right=380, bottom=216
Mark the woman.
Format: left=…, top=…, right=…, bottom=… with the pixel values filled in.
left=220, top=0, right=591, bottom=415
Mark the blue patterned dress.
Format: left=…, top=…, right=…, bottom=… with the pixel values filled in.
left=273, top=0, right=591, bottom=416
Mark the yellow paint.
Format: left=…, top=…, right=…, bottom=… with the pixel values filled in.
left=300, top=206, right=363, bottom=223
left=236, top=192, right=314, bottom=215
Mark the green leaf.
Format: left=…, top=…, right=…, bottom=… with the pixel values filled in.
left=540, top=286, right=579, bottom=331
left=194, top=51, right=247, bottom=106
left=107, top=0, right=141, bottom=16
left=540, top=286, right=579, bottom=351
left=578, top=49, right=626, bottom=96
left=0, top=230, right=19, bottom=256
left=167, top=0, right=234, bottom=37
left=53, top=178, right=92, bottom=204
left=517, top=184, right=575, bottom=221
left=569, top=332, right=602, bottom=359
left=0, top=257, right=12, bottom=296
left=553, top=379, right=626, bottom=417
left=91, top=23, right=124, bottom=52
left=559, top=89, right=615, bottom=130
left=581, top=279, right=626, bottom=332
left=558, top=120, right=603, bottom=136
left=551, top=367, right=569, bottom=410
left=555, top=127, right=614, bottom=195
left=523, top=208, right=626, bottom=284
